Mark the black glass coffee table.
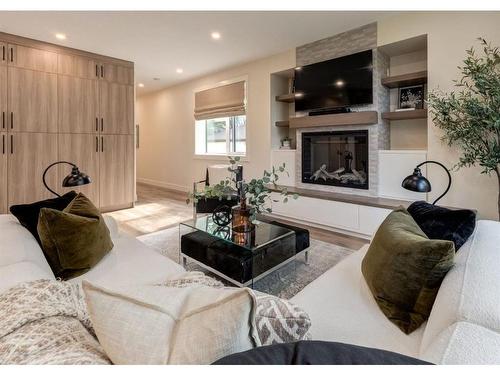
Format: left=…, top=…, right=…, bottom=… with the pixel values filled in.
left=179, top=216, right=302, bottom=287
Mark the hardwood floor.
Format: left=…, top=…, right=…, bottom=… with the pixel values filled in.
left=105, top=182, right=193, bottom=237
left=108, top=182, right=368, bottom=251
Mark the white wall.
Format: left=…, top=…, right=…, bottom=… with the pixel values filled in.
left=136, top=50, right=295, bottom=192
left=137, top=12, right=500, bottom=220
left=378, top=11, right=500, bottom=219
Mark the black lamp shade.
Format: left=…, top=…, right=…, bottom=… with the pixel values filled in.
left=62, top=166, right=91, bottom=187
left=402, top=168, right=432, bottom=193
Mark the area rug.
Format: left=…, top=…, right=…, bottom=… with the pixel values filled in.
left=137, top=226, right=356, bottom=299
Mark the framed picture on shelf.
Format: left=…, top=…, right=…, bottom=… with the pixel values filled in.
left=398, top=84, right=425, bottom=110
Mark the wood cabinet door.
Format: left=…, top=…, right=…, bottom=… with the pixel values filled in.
left=99, top=134, right=133, bottom=210
left=8, top=67, right=58, bottom=132
left=124, top=134, right=135, bottom=204
left=58, top=54, right=98, bottom=79
left=0, top=42, right=7, bottom=66
left=58, top=133, right=100, bottom=206
left=8, top=44, right=58, bottom=73
left=100, top=81, right=134, bottom=135
left=7, top=132, right=59, bottom=206
left=101, top=62, right=134, bottom=85
left=0, top=132, right=7, bottom=213
left=0, top=66, right=6, bottom=131
left=58, top=75, right=99, bottom=134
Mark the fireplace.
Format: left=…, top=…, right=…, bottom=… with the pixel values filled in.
left=301, top=130, right=369, bottom=190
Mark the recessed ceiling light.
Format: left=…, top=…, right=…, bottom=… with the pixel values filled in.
left=138, top=83, right=144, bottom=88
left=176, top=68, right=183, bottom=74
left=211, top=31, right=221, bottom=40
left=55, top=33, right=67, bottom=40
left=335, top=80, right=345, bottom=87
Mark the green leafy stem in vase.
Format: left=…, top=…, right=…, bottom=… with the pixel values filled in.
left=187, top=156, right=298, bottom=220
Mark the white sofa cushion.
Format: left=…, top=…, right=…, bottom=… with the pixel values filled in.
left=71, top=235, right=186, bottom=288
left=420, top=220, right=500, bottom=353
left=290, top=244, right=425, bottom=357
left=0, top=262, right=54, bottom=294
left=0, top=215, right=53, bottom=275
left=103, top=214, right=120, bottom=238
left=420, top=321, right=500, bottom=364
left=83, top=281, right=259, bottom=364
left=0, top=214, right=186, bottom=293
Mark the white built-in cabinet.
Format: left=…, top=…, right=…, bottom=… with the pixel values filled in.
left=270, top=192, right=392, bottom=238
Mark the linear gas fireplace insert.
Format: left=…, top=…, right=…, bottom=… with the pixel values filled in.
left=301, top=130, right=369, bottom=190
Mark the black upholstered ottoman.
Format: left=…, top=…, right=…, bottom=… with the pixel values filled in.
left=181, top=230, right=253, bottom=284
left=269, top=220, right=310, bottom=253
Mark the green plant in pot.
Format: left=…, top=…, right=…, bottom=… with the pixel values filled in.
left=188, top=156, right=298, bottom=231
left=427, top=38, right=500, bottom=219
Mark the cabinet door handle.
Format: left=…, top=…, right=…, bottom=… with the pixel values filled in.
left=95, top=117, right=98, bottom=132
left=10, top=135, right=13, bottom=154
left=2, top=46, right=5, bottom=61
left=95, top=64, right=99, bottom=77
left=2, top=112, right=4, bottom=129
left=101, top=118, right=103, bottom=132
left=2, top=135, right=4, bottom=154
left=101, top=65, right=104, bottom=78
left=10, top=47, right=13, bottom=62
left=101, top=136, right=104, bottom=152
left=96, top=136, right=98, bottom=153
left=10, top=112, right=13, bottom=130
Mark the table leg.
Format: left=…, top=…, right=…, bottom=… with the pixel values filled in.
left=304, top=250, right=309, bottom=265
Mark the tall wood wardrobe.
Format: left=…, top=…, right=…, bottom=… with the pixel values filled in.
left=0, top=32, right=135, bottom=213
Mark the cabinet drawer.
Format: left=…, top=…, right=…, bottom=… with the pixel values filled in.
left=271, top=193, right=359, bottom=231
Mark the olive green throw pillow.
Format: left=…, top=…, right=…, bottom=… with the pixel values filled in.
left=37, top=193, right=114, bottom=280
left=361, top=207, right=455, bottom=334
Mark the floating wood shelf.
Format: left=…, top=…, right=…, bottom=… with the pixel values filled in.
left=289, top=111, right=378, bottom=129
left=275, top=93, right=296, bottom=103
left=381, top=70, right=427, bottom=88
left=382, top=109, right=428, bottom=121
left=275, top=120, right=290, bottom=128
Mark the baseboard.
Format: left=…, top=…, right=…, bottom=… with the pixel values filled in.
left=137, top=178, right=190, bottom=193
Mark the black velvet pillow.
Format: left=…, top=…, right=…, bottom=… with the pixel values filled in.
left=407, top=201, right=476, bottom=251
left=9, top=191, right=78, bottom=246
left=213, top=341, right=431, bottom=365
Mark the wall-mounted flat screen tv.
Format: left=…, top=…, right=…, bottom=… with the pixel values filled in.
left=294, top=50, right=373, bottom=113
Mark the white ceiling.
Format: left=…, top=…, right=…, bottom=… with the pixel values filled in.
left=0, top=11, right=394, bottom=93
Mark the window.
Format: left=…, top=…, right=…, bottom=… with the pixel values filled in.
left=195, top=115, right=246, bottom=156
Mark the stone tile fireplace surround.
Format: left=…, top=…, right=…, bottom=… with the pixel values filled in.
left=294, top=22, right=390, bottom=197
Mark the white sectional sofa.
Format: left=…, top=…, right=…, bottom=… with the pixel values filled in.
left=0, top=214, right=187, bottom=294
left=1, top=212, right=499, bottom=364
left=291, top=220, right=500, bottom=364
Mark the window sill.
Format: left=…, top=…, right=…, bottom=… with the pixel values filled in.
left=193, top=154, right=249, bottom=162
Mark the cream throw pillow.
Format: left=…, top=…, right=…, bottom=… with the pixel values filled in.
left=82, top=281, right=260, bottom=364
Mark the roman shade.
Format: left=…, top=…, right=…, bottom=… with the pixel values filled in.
left=194, top=81, right=246, bottom=120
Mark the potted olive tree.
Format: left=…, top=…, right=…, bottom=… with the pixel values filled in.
left=428, top=38, right=500, bottom=219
